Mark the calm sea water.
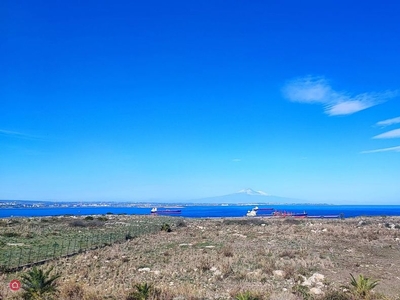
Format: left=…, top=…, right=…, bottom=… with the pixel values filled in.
left=1, top=205, right=400, bottom=218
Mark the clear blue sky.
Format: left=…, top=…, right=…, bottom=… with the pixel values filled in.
left=1, top=0, right=400, bottom=204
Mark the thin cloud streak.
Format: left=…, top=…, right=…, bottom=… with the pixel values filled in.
left=377, top=116, right=400, bottom=127
left=0, top=129, right=42, bottom=140
left=362, top=146, right=400, bottom=153
left=283, top=76, right=397, bottom=116
left=373, top=128, right=400, bottom=139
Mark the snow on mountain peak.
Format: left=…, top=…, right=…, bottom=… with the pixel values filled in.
left=237, top=188, right=268, bottom=196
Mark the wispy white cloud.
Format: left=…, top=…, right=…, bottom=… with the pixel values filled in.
left=0, top=129, right=41, bottom=140
left=283, top=76, right=397, bottom=116
left=376, top=116, right=400, bottom=127
left=373, top=128, right=400, bottom=139
left=232, top=158, right=241, bottom=162
left=362, top=146, right=400, bottom=153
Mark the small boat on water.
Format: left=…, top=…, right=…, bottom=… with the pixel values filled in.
left=246, top=209, right=257, bottom=217
left=253, top=206, right=274, bottom=211
left=150, top=207, right=182, bottom=214
left=272, top=211, right=308, bottom=218
left=307, top=215, right=340, bottom=219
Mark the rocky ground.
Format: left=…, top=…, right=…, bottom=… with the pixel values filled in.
left=1, top=216, right=400, bottom=299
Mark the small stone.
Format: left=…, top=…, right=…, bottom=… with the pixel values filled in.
left=273, top=270, right=285, bottom=279
left=312, top=273, right=325, bottom=281
left=310, top=287, right=324, bottom=295
left=138, top=267, right=150, bottom=272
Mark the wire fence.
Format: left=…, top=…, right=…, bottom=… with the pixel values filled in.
left=0, top=220, right=170, bottom=272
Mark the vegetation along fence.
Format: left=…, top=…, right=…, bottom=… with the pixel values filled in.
left=0, top=216, right=177, bottom=271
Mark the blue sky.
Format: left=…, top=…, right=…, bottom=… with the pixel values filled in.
left=1, top=0, right=400, bottom=204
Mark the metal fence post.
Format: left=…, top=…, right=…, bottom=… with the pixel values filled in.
left=17, top=247, right=22, bottom=267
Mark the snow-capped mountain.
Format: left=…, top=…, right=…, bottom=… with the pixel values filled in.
left=190, top=188, right=306, bottom=204
left=237, top=188, right=268, bottom=196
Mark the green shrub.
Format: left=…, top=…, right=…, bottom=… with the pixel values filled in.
left=320, top=290, right=351, bottom=300
left=235, top=291, right=261, bottom=300
left=348, top=273, right=379, bottom=299
left=125, top=233, right=134, bottom=240
left=292, top=284, right=314, bottom=300
left=160, top=223, right=172, bottom=232
left=84, top=216, right=94, bottom=220
left=176, top=219, right=187, bottom=227
left=222, top=219, right=266, bottom=226
left=20, top=266, right=60, bottom=300
left=1, top=232, right=20, bottom=238
left=68, top=220, right=87, bottom=227
left=126, top=283, right=153, bottom=300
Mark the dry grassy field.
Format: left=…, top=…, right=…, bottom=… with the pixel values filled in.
left=1, top=215, right=400, bottom=299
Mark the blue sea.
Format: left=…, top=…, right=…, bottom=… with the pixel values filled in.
left=1, top=205, right=400, bottom=218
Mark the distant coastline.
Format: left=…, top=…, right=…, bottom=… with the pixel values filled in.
left=1, top=201, right=400, bottom=219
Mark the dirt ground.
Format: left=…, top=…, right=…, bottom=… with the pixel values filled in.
left=1, top=216, right=400, bottom=299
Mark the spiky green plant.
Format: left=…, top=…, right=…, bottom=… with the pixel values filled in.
left=126, top=282, right=153, bottom=300
left=349, top=273, right=379, bottom=299
left=20, top=266, right=60, bottom=300
left=235, top=291, right=261, bottom=300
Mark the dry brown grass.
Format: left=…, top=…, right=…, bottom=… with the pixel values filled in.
left=1, top=216, right=400, bottom=299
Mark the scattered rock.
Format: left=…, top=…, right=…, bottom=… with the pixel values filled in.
left=301, top=273, right=325, bottom=287
left=232, top=233, right=247, bottom=238
left=273, top=270, right=285, bottom=279
left=310, top=287, right=324, bottom=295
left=138, top=267, right=150, bottom=272
left=358, top=220, right=367, bottom=226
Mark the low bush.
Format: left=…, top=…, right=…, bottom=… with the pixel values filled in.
left=292, top=284, right=313, bottom=300
left=320, top=290, right=351, bottom=300
left=69, top=220, right=87, bottom=227
left=348, top=273, right=379, bottom=299
left=176, top=219, right=187, bottom=227
left=235, top=291, right=262, bottom=300
left=1, top=232, right=20, bottom=238
left=161, top=223, right=172, bottom=232
left=223, top=219, right=266, bottom=226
